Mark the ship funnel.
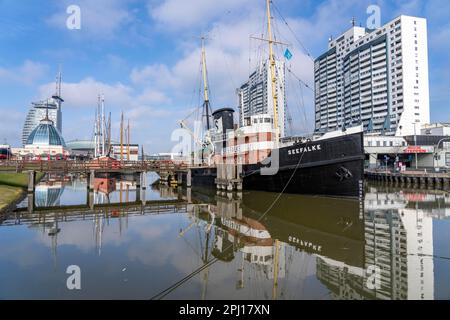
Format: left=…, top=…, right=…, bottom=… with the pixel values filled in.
left=212, top=108, right=235, bottom=134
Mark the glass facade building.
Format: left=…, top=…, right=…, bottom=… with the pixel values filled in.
left=22, top=98, right=62, bottom=146
left=26, top=119, right=66, bottom=147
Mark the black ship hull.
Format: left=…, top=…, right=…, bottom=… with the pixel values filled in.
left=243, top=131, right=365, bottom=198
left=189, top=131, right=365, bottom=198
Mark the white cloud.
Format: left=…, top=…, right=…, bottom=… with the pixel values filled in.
left=130, top=64, right=179, bottom=89
left=149, top=0, right=259, bottom=30
left=36, top=76, right=182, bottom=152
left=135, top=2, right=318, bottom=134
left=0, top=60, right=48, bottom=85
left=137, top=89, right=171, bottom=104
left=39, top=77, right=133, bottom=109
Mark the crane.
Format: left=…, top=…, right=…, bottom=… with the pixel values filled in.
left=178, top=120, right=215, bottom=166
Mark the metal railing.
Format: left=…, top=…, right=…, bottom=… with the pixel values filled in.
left=0, top=159, right=189, bottom=173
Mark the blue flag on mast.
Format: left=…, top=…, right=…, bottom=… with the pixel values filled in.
left=284, top=48, right=293, bottom=60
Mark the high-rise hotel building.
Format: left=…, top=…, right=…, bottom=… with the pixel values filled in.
left=314, top=15, right=430, bottom=136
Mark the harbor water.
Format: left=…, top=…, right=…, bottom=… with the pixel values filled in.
left=0, top=173, right=449, bottom=300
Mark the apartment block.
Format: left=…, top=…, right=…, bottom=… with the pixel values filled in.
left=315, top=15, right=430, bottom=136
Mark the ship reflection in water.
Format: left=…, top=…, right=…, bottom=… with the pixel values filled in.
left=0, top=179, right=449, bottom=299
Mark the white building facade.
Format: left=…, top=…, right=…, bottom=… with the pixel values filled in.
left=237, top=59, right=287, bottom=138
left=315, top=15, right=430, bottom=136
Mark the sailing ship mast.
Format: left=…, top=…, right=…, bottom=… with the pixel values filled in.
left=101, top=95, right=105, bottom=156
left=120, top=112, right=124, bottom=161
left=266, top=0, right=280, bottom=145
left=127, top=119, right=131, bottom=160
left=201, top=36, right=212, bottom=131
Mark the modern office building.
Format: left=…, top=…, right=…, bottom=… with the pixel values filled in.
left=22, top=71, right=63, bottom=146
left=237, top=59, right=287, bottom=138
left=314, top=15, right=430, bottom=136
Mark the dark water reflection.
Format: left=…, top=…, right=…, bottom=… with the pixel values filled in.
left=1, top=176, right=449, bottom=300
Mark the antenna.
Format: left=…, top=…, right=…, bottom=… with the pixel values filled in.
left=57, top=65, right=62, bottom=97
left=351, top=17, right=356, bottom=27
left=53, top=65, right=63, bottom=100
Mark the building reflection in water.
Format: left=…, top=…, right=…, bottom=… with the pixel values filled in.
left=4, top=179, right=445, bottom=300
left=184, top=185, right=439, bottom=300
left=316, top=186, right=435, bottom=300
left=34, top=183, right=64, bottom=208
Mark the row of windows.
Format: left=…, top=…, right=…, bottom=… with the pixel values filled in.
left=367, top=140, right=406, bottom=147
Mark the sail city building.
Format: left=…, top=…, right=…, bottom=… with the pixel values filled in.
left=22, top=71, right=63, bottom=146
left=314, top=15, right=430, bottom=136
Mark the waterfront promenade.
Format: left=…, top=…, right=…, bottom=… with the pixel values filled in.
left=365, top=169, right=450, bottom=189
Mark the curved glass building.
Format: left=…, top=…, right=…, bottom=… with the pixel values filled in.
left=22, top=98, right=62, bottom=146
left=26, top=119, right=66, bottom=147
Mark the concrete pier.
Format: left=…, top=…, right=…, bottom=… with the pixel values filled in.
left=27, top=194, right=34, bottom=214
left=136, top=187, right=141, bottom=203
left=27, top=170, right=35, bottom=193
left=187, top=169, right=192, bottom=188
left=177, top=172, right=183, bottom=185
left=88, top=191, right=95, bottom=210
left=216, top=163, right=243, bottom=192
left=87, top=170, right=95, bottom=191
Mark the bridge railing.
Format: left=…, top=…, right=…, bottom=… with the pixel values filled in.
left=0, top=159, right=189, bottom=172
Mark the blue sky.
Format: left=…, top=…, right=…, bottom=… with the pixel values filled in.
left=0, top=0, right=449, bottom=153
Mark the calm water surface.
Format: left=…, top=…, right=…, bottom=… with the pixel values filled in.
left=1, top=173, right=449, bottom=300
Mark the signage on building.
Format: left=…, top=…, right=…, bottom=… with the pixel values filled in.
left=403, top=146, right=432, bottom=154
left=446, top=153, right=450, bottom=167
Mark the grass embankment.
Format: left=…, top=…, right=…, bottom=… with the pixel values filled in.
left=0, top=172, right=44, bottom=212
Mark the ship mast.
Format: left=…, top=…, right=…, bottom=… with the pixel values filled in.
left=201, top=36, right=211, bottom=130
left=127, top=119, right=130, bottom=160
left=101, top=95, right=105, bottom=156
left=266, top=0, right=280, bottom=145
left=120, top=112, right=124, bottom=162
